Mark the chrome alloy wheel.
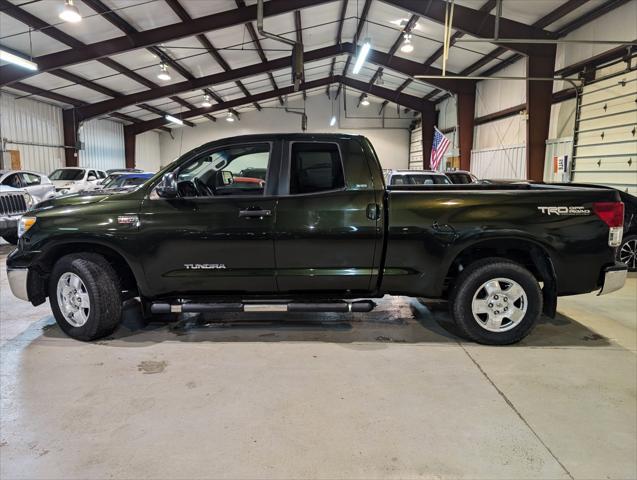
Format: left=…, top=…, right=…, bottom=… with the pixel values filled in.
left=57, top=272, right=90, bottom=327
left=471, top=277, right=528, bottom=332
left=619, top=238, right=637, bottom=271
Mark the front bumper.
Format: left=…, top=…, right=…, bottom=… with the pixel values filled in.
left=0, top=216, right=20, bottom=235
left=598, top=264, right=627, bottom=296
left=7, top=267, right=29, bottom=301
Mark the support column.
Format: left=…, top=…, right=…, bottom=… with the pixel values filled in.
left=457, top=90, right=475, bottom=172
left=62, top=109, right=79, bottom=167
left=421, top=103, right=437, bottom=169
left=526, top=46, right=556, bottom=181
left=124, top=126, right=136, bottom=169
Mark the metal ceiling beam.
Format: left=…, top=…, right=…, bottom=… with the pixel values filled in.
left=357, top=14, right=419, bottom=104
left=126, top=75, right=427, bottom=135
left=163, top=0, right=254, bottom=109
left=76, top=43, right=351, bottom=121
left=294, top=9, right=307, bottom=101
left=379, top=78, right=412, bottom=114
left=381, top=0, right=555, bottom=56
left=0, top=0, right=333, bottom=86
left=340, top=76, right=429, bottom=112
left=341, top=0, right=372, bottom=77
left=326, top=0, right=348, bottom=97
left=6, top=83, right=86, bottom=107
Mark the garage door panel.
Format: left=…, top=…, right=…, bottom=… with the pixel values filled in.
left=579, top=94, right=637, bottom=119
left=578, top=111, right=637, bottom=130
left=577, top=126, right=637, bottom=143
left=576, top=141, right=637, bottom=156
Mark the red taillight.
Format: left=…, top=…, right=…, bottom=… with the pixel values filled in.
left=593, top=202, right=624, bottom=228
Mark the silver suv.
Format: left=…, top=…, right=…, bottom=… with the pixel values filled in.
left=0, top=185, right=32, bottom=245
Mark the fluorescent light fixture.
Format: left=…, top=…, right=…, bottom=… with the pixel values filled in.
left=165, top=114, right=183, bottom=126
left=201, top=94, right=212, bottom=108
left=361, top=95, right=370, bottom=106
left=226, top=112, right=235, bottom=122
left=352, top=38, right=371, bottom=75
left=0, top=49, right=38, bottom=71
left=400, top=33, right=414, bottom=53
left=157, top=63, right=171, bottom=81
left=59, top=0, right=82, bottom=23
left=329, top=115, right=336, bottom=127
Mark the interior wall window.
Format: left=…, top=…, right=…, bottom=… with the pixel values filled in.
left=176, top=143, right=270, bottom=197
left=289, top=142, right=345, bottom=195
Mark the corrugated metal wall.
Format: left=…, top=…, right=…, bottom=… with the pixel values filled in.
left=0, top=91, right=65, bottom=175
left=471, top=144, right=527, bottom=179
left=79, top=118, right=125, bottom=171
left=135, top=131, right=161, bottom=172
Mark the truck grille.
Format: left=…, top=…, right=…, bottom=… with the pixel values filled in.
left=0, top=194, right=28, bottom=216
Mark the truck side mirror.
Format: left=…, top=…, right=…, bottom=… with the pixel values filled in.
left=155, top=172, right=178, bottom=198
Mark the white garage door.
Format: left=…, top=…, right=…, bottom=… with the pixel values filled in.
left=572, top=69, right=637, bottom=195
left=409, top=124, right=423, bottom=170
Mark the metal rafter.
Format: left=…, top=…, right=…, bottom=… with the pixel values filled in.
left=341, top=0, right=372, bottom=78
left=127, top=75, right=428, bottom=135
left=163, top=0, right=263, bottom=111
left=326, top=0, right=349, bottom=97
left=378, top=78, right=412, bottom=114
left=294, top=9, right=307, bottom=100
left=381, top=0, right=555, bottom=56
left=357, top=14, right=419, bottom=105
left=0, top=0, right=332, bottom=86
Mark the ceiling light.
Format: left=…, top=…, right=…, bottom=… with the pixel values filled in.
left=352, top=38, right=371, bottom=75
left=226, top=112, right=235, bottom=122
left=165, top=114, right=183, bottom=126
left=157, top=63, right=171, bottom=81
left=329, top=115, right=336, bottom=127
left=201, top=94, right=212, bottom=108
left=400, top=33, right=414, bottom=53
left=361, top=95, right=370, bottom=106
left=0, top=49, right=38, bottom=71
left=59, top=0, right=82, bottom=23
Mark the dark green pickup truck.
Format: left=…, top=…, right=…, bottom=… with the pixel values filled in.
left=7, top=134, right=628, bottom=344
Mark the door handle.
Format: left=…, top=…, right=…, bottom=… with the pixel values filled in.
left=366, top=203, right=381, bottom=221
left=239, top=208, right=272, bottom=218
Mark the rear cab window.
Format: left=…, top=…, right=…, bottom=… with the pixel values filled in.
left=288, top=142, right=345, bottom=195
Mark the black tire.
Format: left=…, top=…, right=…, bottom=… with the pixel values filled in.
left=449, top=258, right=542, bottom=345
left=49, top=253, right=122, bottom=341
left=2, top=232, right=18, bottom=245
left=617, top=234, right=637, bottom=272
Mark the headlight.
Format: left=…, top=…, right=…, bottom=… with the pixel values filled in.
left=24, top=192, right=34, bottom=209
left=18, top=216, right=36, bottom=238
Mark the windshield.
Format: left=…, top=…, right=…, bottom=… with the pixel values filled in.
left=50, top=169, right=85, bottom=181
left=390, top=174, right=451, bottom=185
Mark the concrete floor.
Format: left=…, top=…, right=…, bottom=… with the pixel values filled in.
left=0, top=244, right=635, bottom=480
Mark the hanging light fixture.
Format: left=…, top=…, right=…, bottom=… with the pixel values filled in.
left=329, top=116, right=337, bottom=127
left=361, top=94, right=370, bottom=106
left=157, top=63, right=171, bottom=81
left=165, top=114, right=183, bottom=126
left=226, top=112, right=235, bottom=122
left=0, top=49, right=38, bottom=71
left=59, top=0, right=82, bottom=23
left=201, top=93, right=212, bottom=108
left=400, top=33, right=414, bottom=53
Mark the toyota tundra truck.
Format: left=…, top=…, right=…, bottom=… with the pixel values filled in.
left=6, top=134, right=627, bottom=344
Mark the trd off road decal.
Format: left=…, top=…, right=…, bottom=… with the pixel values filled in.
left=537, top=206, right=591, bottom=216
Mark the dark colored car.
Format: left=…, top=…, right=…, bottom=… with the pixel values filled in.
left=445, top=170, right=478, bottom=184
left=6, top=134, right=627, bottom=345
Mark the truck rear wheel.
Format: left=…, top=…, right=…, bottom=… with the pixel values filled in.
left=450, top=258, right=542, bottom=345
left=49, top=253, right=122, bottom=341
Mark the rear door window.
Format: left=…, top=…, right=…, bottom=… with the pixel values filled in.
left=289, top=142, right=345, bottom=195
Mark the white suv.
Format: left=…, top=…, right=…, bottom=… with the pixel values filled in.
left=49, top=168, right=107, bottom=195
left=384, top=170, right=452, bottom=186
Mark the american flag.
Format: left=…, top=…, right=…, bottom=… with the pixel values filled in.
left=430, top=127, right=450, bottom=171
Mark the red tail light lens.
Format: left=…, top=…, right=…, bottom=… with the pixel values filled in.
left=593, top=202, right=624, bottom=228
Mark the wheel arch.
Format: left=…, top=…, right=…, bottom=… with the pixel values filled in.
left=445, top=238, right=558, bottom=318
left=28, top=240, right=140, bottom=305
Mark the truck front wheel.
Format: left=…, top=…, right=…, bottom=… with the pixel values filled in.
left=450, top=258, right=542, bottom=345
left=49, top=253, right=122, bottom=341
